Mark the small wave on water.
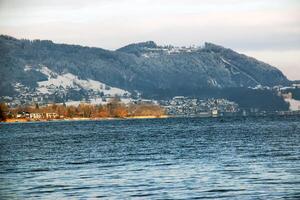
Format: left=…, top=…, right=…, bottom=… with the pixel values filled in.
left=0, top=116, right=299, bottom=199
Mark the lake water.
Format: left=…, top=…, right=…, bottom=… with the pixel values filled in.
left=0, top=116, right=300, bottom=199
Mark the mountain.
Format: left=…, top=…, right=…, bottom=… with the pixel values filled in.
left=116, top=41, right=289, bottom=97
left=0, top=35, right=290, bottom=109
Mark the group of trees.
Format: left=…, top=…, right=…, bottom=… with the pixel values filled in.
left=0, top=103, right=8, bottom=121
left=0, top=100, right=165, bottom=121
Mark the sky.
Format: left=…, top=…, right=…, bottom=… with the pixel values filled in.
left=0, top=0, right=299, bottom=80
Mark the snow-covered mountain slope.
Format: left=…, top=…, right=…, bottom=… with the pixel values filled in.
left=33, top=65, right=128, bottom=96
left=8, top=64, right=131, bottom=105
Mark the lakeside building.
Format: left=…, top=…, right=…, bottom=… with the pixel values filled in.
left=14, top=112, right=59, bottom=120
left=45, top=113, right=59, bottom=119
left=30, top=113, right=45, bottom=119
left=16, top=111, right=30, bottom=118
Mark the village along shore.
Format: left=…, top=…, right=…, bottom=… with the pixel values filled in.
left=0, top=100, right=167, bottom=123
left=3, top=115, right=169, bottom=123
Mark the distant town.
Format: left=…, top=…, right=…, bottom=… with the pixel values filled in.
left=1, top=83, right=300, bottom=122
left=160, top=83, right=300, bottom=117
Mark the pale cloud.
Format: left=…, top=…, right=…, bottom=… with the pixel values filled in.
left=0, top=0, right=299, bottom=79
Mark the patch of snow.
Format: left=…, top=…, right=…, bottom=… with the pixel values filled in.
left=120, top=98, right=132, bottom=104
left=37, top=87, right=51, bottom=94
left=141, top=45, right=201, bottom=57
left=251, top=85, right=271, bottom=90
left=220, top=57, right=231, bottom=65
left=13, top=82, right=28, bottom=93
left=142, top=54, right=150, bottom=58
left=64, top=101, right=82, bottom=106
left=24, top=65, right=33, bottom=72
left=207, top=78, right=220, bottom=87
left=89, top=98, right=106, bottom=105
left=2, top=96, right=13, bottom=100
left=35, top=66, right=130, bottom=97
left=285, top=98, right=300, bottom=111
left=36, top=65, right=57, bottom=78
left=166, top=46, right=200, bottom=54
left=280, top=86, right=294, bottom=90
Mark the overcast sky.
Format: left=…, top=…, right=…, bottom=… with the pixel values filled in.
left=0, top=0, right=299, bottom=80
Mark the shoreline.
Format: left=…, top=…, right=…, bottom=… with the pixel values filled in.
left=2, top=115, right=169, bottom=123
left=2, top=113, right=300, bottom=124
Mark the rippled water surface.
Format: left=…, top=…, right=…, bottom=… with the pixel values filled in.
left=1, top=116, right=300, bottom=199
